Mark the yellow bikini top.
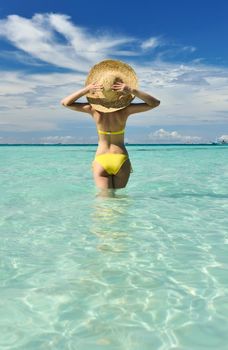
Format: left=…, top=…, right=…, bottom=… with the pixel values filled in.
left=97, top=129, right=125, bottom=135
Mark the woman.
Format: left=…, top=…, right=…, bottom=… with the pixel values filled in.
left=61, top=60, right=160, bottom=190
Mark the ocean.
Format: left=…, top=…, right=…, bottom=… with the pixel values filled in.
left=0, top=145, right=228, bottom=349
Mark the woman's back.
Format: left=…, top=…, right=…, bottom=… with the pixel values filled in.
left=92, top=108, right=127, bottom=132
left=92, top=108, right=128, bottom=155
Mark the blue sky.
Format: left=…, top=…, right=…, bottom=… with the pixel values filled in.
left=0, top=0, right=228, bottom=143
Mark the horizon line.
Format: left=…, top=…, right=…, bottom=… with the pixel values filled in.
left=0, top=143, right=227, bottom=146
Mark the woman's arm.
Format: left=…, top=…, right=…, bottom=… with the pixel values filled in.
left=60, top=83, right=102, bottom=113
left=112, top=82, right=160, bottom=115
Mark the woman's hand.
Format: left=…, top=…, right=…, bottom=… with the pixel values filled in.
left=61, top=83, right=103, bottom=107
left=111, top=82, right=132, bottom=95
left=86, top=82, right=103, bottom=94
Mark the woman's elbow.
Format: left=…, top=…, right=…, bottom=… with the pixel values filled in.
left=60, top=99, right=68, bottom=107
left=150, top=99, right=160, bottom=108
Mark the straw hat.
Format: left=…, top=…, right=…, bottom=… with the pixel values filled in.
left=85, top=59, right=138, bottom=113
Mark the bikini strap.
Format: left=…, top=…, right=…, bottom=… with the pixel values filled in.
left=98, top=129, right=125, bottom=135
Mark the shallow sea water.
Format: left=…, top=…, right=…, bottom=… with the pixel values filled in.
left=0, top=145, right=228, bottom=350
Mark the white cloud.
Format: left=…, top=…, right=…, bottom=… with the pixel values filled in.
left=0, top=69, right=91, bottom=131
left=182, top=46, right=196, bottom=53
left=148, top=128, right=202, bottom=143
left=39, top=135, right=97, bottom=144
left=1, top=60, right=228, bottom=132
left=218, top=135, right=228, bottom=142
left=40, top=135, right=75, bottom=144
left=0, top=13, right=135, bottom=71
left=141, top=37, right=161, bottom=50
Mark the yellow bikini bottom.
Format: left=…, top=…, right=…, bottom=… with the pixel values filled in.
left=93, top=153, right=129, bottom=175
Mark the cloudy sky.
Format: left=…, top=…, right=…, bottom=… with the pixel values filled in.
left=0, top=0, right=228, bottom=144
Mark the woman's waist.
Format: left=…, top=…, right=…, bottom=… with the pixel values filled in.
left=95, top=143, right=128, bottom=156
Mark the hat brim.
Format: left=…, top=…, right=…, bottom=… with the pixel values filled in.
left=87, top=94, right=135, bottom=112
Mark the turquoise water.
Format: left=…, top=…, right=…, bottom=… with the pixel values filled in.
left=0, top=145, right=228, bottom=350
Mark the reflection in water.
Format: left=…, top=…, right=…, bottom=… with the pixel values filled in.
left=95, top=188, right=116, bottom=198
left=90, top=190, right=133, bottom=253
